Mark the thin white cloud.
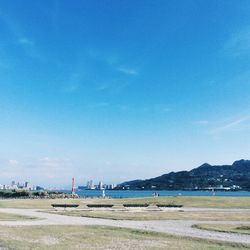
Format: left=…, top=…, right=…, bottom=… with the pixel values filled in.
left=95, top=83, right=111, bottom=91
left=64, top=82, right=80, bottom=93
left=87, top=48, right=138, bottom=76
left=194, top=120, right=209, bottom=125
left=13, top=157, right=74, bottom=184
left=0, top=158, right=22, bottom=181
left=0, top=158, right=19, bottom=166
left=87, top=48, right=119, bottom=65
left=150, top=104, right=170, bottom=114
left=160, top=107, right=170, bottom=113
left=95, top=79, right=130, bottom=93
left=224, top=27, right=250, bottom=56
left=18, top=37, right=34, bottom=46
left=39, top=157, right=70, bottom=168
left=118, top=67, right=138, bottom=75
left=209, top=115, right=250, bottom=134
left=8, top=159, right=18, bottom=165
left=0, top=12, right=42, bottom=60
left=63, top=73, right=82, bottom=93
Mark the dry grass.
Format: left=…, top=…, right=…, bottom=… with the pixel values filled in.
left=51, top=209, right=250, bottom=221
left=0, top=212, right=36, bottom=221
left=0, top=225, right=248, bottom=250
left=0, top=196, right=249, bottom=209
left=193, top=224, right=250, bottom=235
left=103, top=196, right=250, bottom=209
left=0, top=198, right=82, bottom=209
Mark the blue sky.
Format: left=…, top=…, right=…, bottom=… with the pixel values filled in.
left=0, top=0, right=250, bottom=187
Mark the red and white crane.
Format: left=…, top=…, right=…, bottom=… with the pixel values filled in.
left=71, top=177, right=75, bottom=195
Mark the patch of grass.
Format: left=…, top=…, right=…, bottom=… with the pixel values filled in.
left=0, top=225, right=248, bottom=249
left=103, top=196, right=250, bottom=209
left=193, top=224, right=250, bottom=235
left=0, top=212, right=36, bottom=221
left=238, top=226, right=250, bottom=231
left=0, top=196, right=249, bottom=209
left=0, top=199, right=82, bottom=209
left=50, top=209, right=250, bottom=221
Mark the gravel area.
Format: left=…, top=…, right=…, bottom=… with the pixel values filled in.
left=0, top=208, right=249, bottom=244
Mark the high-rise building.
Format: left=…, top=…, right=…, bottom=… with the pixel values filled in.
left=87, top=180, right=95, bottom=189
left=98, top=181, right=103, bottom=190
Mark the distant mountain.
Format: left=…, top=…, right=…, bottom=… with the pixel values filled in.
left=116, top=160, right=250, bottom=191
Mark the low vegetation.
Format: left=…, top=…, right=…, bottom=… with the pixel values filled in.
left=0, top=225, right=248, bottom=250
left=123, top=203, right=149, bottom=207
left=0, top=198, right=82, bottom=209
left=0, top=196, right=249, bottom=209
left=50, top=209, right=250, bottom=221
left=110, top=196, right=250, bottom=209
left=0, top=190, right=30, bottom=198
left=0, top=212, right=37, bottom=221
left=86, top=204, right=114, bottom=208
left=193, top=224, right=250, bottom=235
left=156, top=204, right=183, bottom=207
left=0, top=190, right=73, bottom=199
left=82, top=196, right=250, bottom=209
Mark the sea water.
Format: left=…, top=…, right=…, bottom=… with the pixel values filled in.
left=59, top=189, right=250, bottom=198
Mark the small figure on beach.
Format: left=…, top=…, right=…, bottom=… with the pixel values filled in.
left=152, top=192, right=159, bottom=197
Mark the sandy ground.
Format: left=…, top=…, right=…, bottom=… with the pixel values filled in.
left=0, top=208, right=249, bottom=244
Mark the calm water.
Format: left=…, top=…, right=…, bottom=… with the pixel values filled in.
left=59, top=190, right=250, bottom=198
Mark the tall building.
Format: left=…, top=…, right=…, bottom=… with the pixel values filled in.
left=98, top=181, right=103, bottom=190
left=87, top=180, right=95, bottom=189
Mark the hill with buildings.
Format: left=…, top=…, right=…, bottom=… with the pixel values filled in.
left=116, top=160, right=250, bottom=191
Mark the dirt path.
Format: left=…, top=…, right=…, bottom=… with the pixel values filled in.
left=0, top=208, right=249, bottom=244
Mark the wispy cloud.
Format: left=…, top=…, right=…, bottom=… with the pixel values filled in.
left=85, top=48, right=139, bottom=95
left=18, top=37, right=34, bottom=46
left=118, top=67, right=138, bottom=75
left=95, top=82, right=111, bottom=91
left=95, top=79, right=130, bottom=93
left=147, top=104, right=170, bottom=114
left=194, top=120, right=209, bottom=125
left=38, top=157, right=70, bottom=169
left=210, top=115, right=250, bottom=134
left=87, top=48, right=119, bottom=66
left=63, top=82, right=80, bottom=93
left=2, top=157, right=74, bottom=185
left=63, top=72, right=83, bottom=93
left=0, top=158, right=19, bottom=166
left=87, top=48, right=138, bottom=74
left=0, top=12, right=42, bottom=60
left=0, top=158, right=21, bottom=180
left=195, top=113, right=250, bottom=136
left=8, top=159, right=18, bottom=165
left=17, top=36, right=43, bottom=59
left=224, top=27, right=250, bottom=56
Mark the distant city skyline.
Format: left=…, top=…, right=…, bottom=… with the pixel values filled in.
left=0, top=0, right=250, bottom=186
